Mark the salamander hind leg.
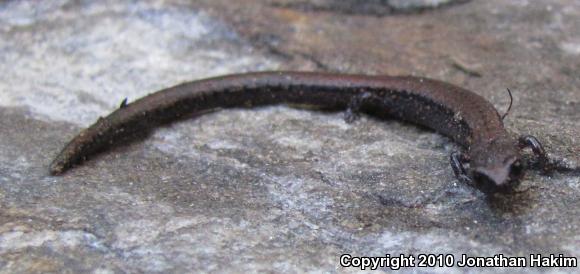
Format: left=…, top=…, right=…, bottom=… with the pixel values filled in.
left=344, top=92, right=374, bottom=123
left=450, top=151, right=474, bottom=185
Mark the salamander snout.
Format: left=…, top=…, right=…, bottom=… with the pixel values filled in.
left=472, top=157, right=524, bottom=194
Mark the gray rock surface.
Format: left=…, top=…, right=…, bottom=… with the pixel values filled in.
left=0, top=0, right=578, bottom=273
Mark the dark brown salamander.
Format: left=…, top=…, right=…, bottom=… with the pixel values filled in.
left=49, top=71, right=550, bottom=195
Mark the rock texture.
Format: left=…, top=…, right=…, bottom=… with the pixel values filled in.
left=0, top=0, right=578, bottom=273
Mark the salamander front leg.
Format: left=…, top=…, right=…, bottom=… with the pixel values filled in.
left=344, top=92, right=374, bottom=123
left=450, top=151, right=473, bottom=185
left=518, top=135, right=551, bottom=173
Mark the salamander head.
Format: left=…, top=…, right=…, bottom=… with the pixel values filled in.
left=469, top=136, right=525, bottom=194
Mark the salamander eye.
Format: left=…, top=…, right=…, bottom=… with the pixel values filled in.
left=472, top=172, right=498, bottom=194
left=510, top=160, right=524, bottom=180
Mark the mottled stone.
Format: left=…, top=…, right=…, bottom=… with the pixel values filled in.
left=0, top=0, right=578, bottom=273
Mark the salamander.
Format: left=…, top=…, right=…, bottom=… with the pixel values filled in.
left=48, top=71, right=550, bottom=195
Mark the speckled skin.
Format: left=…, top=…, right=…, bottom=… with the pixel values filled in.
left=49, top=71, right=522, bottom=193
